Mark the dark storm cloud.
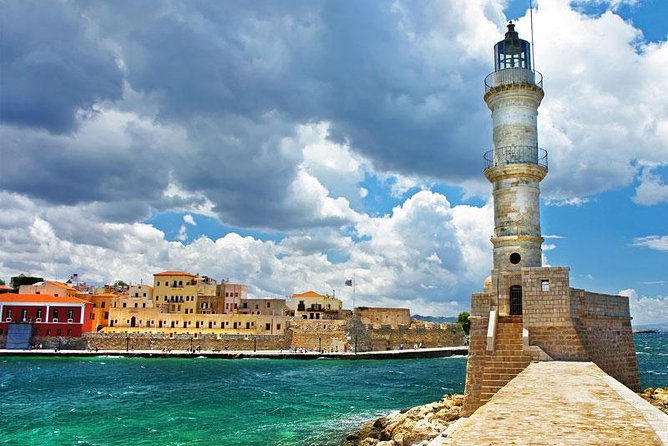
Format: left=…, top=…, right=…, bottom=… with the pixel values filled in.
left=85, top=0, right=491, bottom=178
left=0, top=1, right=123, bottom=133
left=1, top=0, right=498, bottom=229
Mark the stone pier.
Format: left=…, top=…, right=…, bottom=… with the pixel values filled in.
left=437, top=362, right=667, bottom=445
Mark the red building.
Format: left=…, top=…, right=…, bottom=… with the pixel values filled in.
left=0, top=294, right=94, bottom=338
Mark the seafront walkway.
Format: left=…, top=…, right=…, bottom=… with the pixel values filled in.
left=434, top=361, right=668, bottom=446
left=0, top=345, right=467, bottom=360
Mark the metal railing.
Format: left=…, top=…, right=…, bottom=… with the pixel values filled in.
left=484, top=68, right=543, bottom=92
left=483, top=146, right=548, bottom=170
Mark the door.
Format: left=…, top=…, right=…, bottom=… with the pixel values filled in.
left=509, top=285, right=523, bottom=315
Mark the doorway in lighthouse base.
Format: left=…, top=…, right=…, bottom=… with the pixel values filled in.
left=510, top=285, right=523, bottom=315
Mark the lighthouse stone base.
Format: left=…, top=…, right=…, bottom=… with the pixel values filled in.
left=462, top=265, right=639, bottom=416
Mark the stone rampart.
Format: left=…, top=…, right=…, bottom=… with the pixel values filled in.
left=84, top=332, right=290, bottom=351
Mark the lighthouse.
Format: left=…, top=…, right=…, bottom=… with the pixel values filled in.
left=484, top=22, right=547, bottom=276
left=461, top=22, right=639, bottom=416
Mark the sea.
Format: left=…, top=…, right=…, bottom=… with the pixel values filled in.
left=1, top=332, right=666, bottom=446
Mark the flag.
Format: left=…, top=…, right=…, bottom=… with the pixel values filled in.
left=345, top=279, right=353, bottom=287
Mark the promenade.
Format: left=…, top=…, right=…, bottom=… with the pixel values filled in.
left=0, top=345, right=467, bottom=360
left=435, top=361, right=668, bottom=446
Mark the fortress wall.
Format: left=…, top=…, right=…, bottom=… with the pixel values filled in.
left=84, top=332, right=290, bottom=351
left=572, top=290, right=640, bottom=391
left=365, top=325, right=465, bottom=352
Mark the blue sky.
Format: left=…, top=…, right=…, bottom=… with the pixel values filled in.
left=1, top=0, right=666, bottom=324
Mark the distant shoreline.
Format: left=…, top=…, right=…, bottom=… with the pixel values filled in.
left=0, top=346, right=468, bottom=360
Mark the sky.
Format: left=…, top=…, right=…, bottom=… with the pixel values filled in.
left=0, top=0, right=666, bottom=325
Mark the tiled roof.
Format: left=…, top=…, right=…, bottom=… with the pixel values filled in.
left=292, top=291, right=325, bottom=298
left=0, top=294, right=90, bottom=304
left=0, top=285, right=12, bottom=290
left=153, top=271, right=196, bottom=277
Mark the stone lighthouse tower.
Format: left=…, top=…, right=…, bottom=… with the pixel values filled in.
left=462, top=23, right=638, bottom=416
left=484, top=22, right=547, bottom=278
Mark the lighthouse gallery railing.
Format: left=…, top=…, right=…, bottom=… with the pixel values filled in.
left=484, top=68, right=543, bottom=92
left=484, top=146, right=548, bottom=170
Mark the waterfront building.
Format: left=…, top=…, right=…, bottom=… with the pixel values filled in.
left=289, top=291, right=343, bottom=320
left=0, top=285, right=13, bottom=294
left=153, top=271, right=199, bottom=314
left=0, top=294, right=94, bottom=347
left=220, top=282, right=247, bottom=313
left=18, top=280, right=78, bottom=297
left=239, top=298, right=291, bottom=317
left=78, top=292, right=115, bottom=332
left=462, top=23, right=639, bottom=416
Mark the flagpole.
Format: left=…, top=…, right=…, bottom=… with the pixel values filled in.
left=352, top=272, right=356, bottom=311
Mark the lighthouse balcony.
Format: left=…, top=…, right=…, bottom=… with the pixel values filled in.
left=484, top=68, right=543, bottom=92
left=484, top=146, right=548, bottom=170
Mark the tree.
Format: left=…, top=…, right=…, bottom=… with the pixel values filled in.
left=457, top=311, right=470, bottom=336
left=0, top=279, right=4, bottom=286
left=10, top=274, right=43, bottom=289
left=114, top=280, right=129, bottom=291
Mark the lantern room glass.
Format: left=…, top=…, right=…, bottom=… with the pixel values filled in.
left=494, top=24, right=532, bottom=71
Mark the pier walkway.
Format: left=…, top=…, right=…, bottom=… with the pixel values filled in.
left=0, top=346, right=467, bottom=360
left=435, top=361, right=668, bottom=445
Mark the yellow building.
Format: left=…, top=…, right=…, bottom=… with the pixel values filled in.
left=152, top=271, right=200, bottom=315
left=289, top=291, right=343, bottom=320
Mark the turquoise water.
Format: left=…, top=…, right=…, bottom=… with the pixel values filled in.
left=0, top=355, right=466, bottom=446
left=635, top=332, right=668, bottom=390
left=1, top=333, right=665, bottom=446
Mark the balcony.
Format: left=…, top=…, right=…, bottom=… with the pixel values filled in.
left=484, top=68, right=543, bottom=92
left=484, top=146, right=548, bottom=170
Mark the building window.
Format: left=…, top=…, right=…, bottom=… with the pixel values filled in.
left=143, top=293, right=147, bottom=297
left=143, top=303, right=146, bottom=308
left=37, top=309, right=43, bottom=319
left=134, top=303, right=138, bottom=308
left=54, top=293, right=59, bottom=297
left=68, top=310, right=74, bottom=320
left=541, top=280, right=550, bottom=292
left=46, top=329, right=51, bottom=336
left=123, top=303, right=127, bottom=308
left=235, top=292, right=239, bottom=297
left=53, top=309, right=58, bottom=319
left=57, top=329, right=62, bottom=336
left=67, top=329, right=73, bottom=336
left=265, top=323, right=271, bottom=330
left=267, top=302, right=271, bottom=308
left=157, top=281, right=160, bottom=286
left=276, top=324, right=281, bottom=330
left=104, top=312, right=109, bottom=319
left=101, top=302, right=106, bottom=308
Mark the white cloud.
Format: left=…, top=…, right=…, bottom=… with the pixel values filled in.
left=0, top=190, right=492, bottom=316
left=620, top=288, right=668, bottom=326
left=183, top=214, right=196, bottom=226
left=632, top=235, right=668, bottom=252
left=633, top=162, right=668, bottom=205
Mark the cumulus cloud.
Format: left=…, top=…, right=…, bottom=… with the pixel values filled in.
left=0, top=190, right=491, bottom=315
left=633, top=162, right=668, bottom=205
left=619, top=288, right=668, bottom=326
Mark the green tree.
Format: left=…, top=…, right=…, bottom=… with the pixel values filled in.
left=0, top=279, right=4, bottom=286
left=10, top=274, right=43, bottom=289
left=114, top=280, right=129, bottom=290
left=457, top=311, right=470, bottom=336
